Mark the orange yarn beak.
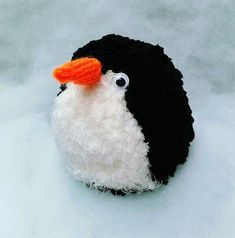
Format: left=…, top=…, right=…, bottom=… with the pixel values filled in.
left=53, top=57, right=102, bottom=86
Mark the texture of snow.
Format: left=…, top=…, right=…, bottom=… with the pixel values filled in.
left=0, top=0, right=235, bottom=237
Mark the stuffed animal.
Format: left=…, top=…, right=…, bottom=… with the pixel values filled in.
left=51, top=34, right=194, bottom=195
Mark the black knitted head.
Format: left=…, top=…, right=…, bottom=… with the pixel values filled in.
left=71, top=34, right=194, bottom=185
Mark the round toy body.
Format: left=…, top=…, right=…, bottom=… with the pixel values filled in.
left=51, top=34, right=194, bottom=194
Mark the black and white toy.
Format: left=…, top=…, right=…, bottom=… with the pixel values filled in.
left=51, top=34, right=194, bottom=195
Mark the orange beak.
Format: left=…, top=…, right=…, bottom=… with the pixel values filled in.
left=53, top=57, right=102, bottom=86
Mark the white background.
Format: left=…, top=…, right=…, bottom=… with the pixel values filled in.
left=0, top=0, right=235, bottom=237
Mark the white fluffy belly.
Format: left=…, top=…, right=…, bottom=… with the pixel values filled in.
left=51, top=80, right=156, bottom=192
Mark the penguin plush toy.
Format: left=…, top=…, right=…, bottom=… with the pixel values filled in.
left=51, top=34, right=194, bottom=195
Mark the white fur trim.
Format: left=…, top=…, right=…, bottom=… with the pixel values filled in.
left=51, top=71, right=157, bottom=192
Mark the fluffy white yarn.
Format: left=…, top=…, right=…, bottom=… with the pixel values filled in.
left=51, top=70, right=157, bottom=192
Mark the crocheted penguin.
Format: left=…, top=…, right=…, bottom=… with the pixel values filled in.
left=51, top=34, right=194, bottom=195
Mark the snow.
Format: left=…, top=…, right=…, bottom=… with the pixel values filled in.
left=0, top=0, right=235, bottom=237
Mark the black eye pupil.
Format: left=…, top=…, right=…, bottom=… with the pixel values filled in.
left=116, top=78, right=126, bottom=87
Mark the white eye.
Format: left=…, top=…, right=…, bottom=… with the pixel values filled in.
left=113, top=73, right=129, bottom=89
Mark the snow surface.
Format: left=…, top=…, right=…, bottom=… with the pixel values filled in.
left=0, top=0, right=235, bottom=237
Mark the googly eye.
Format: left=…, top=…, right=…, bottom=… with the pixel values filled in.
left=113, top=73, right=129, bottom=89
